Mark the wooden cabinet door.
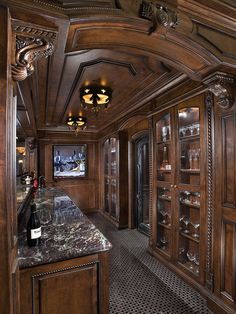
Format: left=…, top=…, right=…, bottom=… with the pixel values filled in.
left=214, top=98, right=236, bottom=312
left=34, top=263, right=98, bottom=314
left=174, top=95, right=206, bottom=284
left=20, top=254, right=109, bottom=314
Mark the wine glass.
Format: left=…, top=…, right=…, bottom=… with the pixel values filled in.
left=53, top=210, right=66, bottom=242
left=189, top=125, right=195, bottom=136
left=182, top=217, right=190, bottom=233
left=191, top=222, right=200, bottom=238
left=195, top=123, right=200, bottom=135
left=187, top=251, right=195, bottom=270
left=39, top=208, right=52, bottom=239
left=159, top=209, right=167, bottom=224
left=162, top=126, right=168, bottom=142
left=160, top=237, right=168, bottom=249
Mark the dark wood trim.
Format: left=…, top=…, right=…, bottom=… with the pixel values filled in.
left=0, top=5, right=19, bottom=313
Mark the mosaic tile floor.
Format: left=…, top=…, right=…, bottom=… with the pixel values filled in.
left=88, top=213, right=213, bottom=314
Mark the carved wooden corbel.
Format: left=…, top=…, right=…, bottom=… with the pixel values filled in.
left=204, top=72, right=235, bottom=110
left=140, top=0, right=179, bottom=34
left=11, top=22, right=57, bottom=81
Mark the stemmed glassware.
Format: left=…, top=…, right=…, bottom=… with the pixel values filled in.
left=53, top=210, right=66, bottom=242
left=162, top=126, right=168, bottom=142
left=182, top=217, right=190, bottom=233
left=187, top=251, right=195, bottom=270
left=159, top=209, right=168, bottom=224
left=160, top=237, right=168, bottom=250
left=39, top=207, right=52, bottom=238
left=179, top=127, right=187, bottom=138
left=191, top=222, right=200, bottom=238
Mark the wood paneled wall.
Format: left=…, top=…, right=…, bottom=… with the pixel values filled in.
left=214, top=94, right=236, bottom=312
left=39, top=139, right=99, bottom=213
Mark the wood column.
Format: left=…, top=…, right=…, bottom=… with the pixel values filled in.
left=0, top=5, right=19, bottom=314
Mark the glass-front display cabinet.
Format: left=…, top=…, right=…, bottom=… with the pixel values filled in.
left=153, top=94, right=206, bottom=283
left=103, top=137, right=118, bottom=220
left=102, top=131, right=128, bottom=229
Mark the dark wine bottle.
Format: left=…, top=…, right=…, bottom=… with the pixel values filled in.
left=27, top=203, right=41, bottom=247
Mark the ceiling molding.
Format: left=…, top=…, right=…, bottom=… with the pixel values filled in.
left=57, top=57, right=138, bottom=124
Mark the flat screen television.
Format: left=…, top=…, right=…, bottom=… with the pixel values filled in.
left=53, top=144, right=87, bottom=179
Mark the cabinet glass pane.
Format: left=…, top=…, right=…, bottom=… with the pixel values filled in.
left=156, top=113, right=172, bottom=182
left=178, top=107, right=200, bottom=185
left=104, top=178, right=109, bottom=212
left=104, top=139, right=109, bottom=175
left=110, top=138, right=117, bottom=176
left=178, top=189, right=200, bottom=276
left=156, top=187, right=171, bottom=255
left=110, top=178, right=117, bottom=219
left=156, top=113, right=171, bottom=143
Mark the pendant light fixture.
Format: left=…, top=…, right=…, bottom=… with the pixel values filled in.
left=80, top=84, right=112, bottom=115
left=66, top=115, right=87, bottom=135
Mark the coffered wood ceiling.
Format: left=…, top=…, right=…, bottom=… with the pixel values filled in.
left=8, top=0, right=236, bottom=139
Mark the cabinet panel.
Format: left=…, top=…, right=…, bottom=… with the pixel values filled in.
left=20, top=254, right=109, bottom=314
left=36, top=264, right=98, bottom=314
left=101, top=131, right=128, bottom=228
left=222, top=115, right=236, bottom=208
left=221, top=222, right=236, bottom=302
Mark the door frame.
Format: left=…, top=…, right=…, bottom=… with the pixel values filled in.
left=128, top=130, right=149, bottom=229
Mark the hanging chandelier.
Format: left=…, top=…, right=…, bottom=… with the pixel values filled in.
left=66, top=116, right=87, bottom=135
left=80, top=84, right=112, bottom=115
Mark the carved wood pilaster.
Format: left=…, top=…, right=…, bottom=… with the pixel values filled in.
left=11, top=21, right=57, bottom=81
left=204, top=72, right=235, bottom=110
left=140, top=0, right=179, bottom=34
left=205, top=91, right=214, bottom=291
left=148, top=117, right=153, bottom=247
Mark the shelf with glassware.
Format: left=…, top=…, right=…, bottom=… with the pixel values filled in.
left=176, top=105, right=204, bottom=280
left=152, top=95, right=206, bottom=284
left=155, top=111, right=174, bottom=258
left=101, top=131, right=128, bottom=229
left=103, top=137, right=118, bottom=220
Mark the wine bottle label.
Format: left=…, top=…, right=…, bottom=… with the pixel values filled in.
left=31, top=227, right=41, bottom=239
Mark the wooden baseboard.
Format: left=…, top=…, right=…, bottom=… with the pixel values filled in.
left=207, top=295, right=236, bottom=314
left=99, top=210, right=128, bottom=229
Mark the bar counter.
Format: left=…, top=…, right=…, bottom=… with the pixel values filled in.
left=18, top=187, right=111, bottom=314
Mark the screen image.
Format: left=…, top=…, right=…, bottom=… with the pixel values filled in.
left=53, top=145, right=87, bottom=178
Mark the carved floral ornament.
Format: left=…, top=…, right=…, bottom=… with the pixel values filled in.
left=11, top=23, right=57, bottom=81
left=204, top=73, right=235, bottom=110
left=140, top=0, right=179, bottom=34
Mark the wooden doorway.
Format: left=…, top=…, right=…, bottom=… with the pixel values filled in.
left=134, top=134, right=150, bottom=235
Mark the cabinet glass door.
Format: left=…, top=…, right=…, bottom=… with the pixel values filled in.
left=156, top=113, right=172, bottom=182
left=156, top=186, right=172, bottom=256
left=177, top=105, right=201, bottom=278
left=103, top=137, right=118, bottom=220
left=178, top=189, right=200, bottom=277
left=156, top=111, right=173, bottom=257
left=178, top=107, right=200, bottom=186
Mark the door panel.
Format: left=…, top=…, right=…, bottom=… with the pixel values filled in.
left=135, top=135, right=150, bottom=235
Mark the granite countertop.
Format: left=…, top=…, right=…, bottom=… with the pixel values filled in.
left=18, top=187, right=112, bottom=269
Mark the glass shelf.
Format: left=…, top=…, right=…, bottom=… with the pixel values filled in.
left=179, top=231, right=200, bottom=243
left=158, top=222, right=171, bottom=229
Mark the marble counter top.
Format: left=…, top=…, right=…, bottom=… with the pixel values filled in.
left=18, top=187, right=112, bottom=269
